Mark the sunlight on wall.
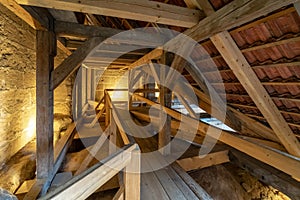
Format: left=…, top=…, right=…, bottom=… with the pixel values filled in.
left=23, top=116, right=36, bottom=141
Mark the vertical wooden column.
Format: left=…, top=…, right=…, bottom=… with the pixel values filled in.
left=105, top=91, right=111, bottom=126
left=36, top=28, right=56, bottom=179
left=81, top=67, right=87, bottom=107
left=91, top=69, right=95, bottom=100
left=124, top=145, right=141, bottom=200
left=86, top=67, right=92, bottom=101
left=128, top=70, right=133, bottom=111
left=77, top=68, right=83, bottom=118
left=158, top=53, right=172, bottom=155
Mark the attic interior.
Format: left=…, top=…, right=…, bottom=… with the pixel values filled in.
left=0, top=0, right=300, bottom=199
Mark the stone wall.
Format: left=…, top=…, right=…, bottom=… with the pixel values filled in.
left=95, top=69, right=128, bottom=101
left=0, top=4, right=73, bottom=167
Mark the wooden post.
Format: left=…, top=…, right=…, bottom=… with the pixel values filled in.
left=91, top=69, right=95, bottom=100
left=124, top=145, right=141, bottom=200
left=36, top=28, right=56, bottom=179
left=109, top=113, right=117, bottom=154
left=158, top=54, right=172, bottom=155
left=77, top=68, right=83, bottom=118
left=128, top=70, right=133, bottom=111
left=86, top=67, right=92, bottom=101
left=81, top=67, right=87, bottom=107
left=105, top=91, right=111, bottom=127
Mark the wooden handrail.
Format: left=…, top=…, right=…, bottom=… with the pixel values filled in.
left=104, top=90, right=134, bottom=145
left=39, top=144, right=139, bottom=200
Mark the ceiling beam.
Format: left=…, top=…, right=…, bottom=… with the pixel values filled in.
left=15, top=0, right=204, bottom=28
left=54, top=21, right=166, bottom=47
left=183, top=0, right=215, bottom=15
left=211, top=31, right=300, bottom=157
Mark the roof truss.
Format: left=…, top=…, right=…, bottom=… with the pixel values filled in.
left=15, top=0, right=205, bottom=28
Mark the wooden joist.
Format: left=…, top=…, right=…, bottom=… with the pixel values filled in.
left=133, top=94, right=300, bottom=180
left=211, top=31, right=300, bottom=157
left=177, top=150, right=230, bottom=171
left=15, top=0, right=204, bottom=28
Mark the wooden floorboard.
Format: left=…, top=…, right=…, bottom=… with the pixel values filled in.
left=109, top=107, right=209, bottom=199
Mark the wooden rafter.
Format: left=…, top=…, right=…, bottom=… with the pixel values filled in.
left=211, top=31, right=300, bottom=157
left=139, top=60, right=280, bottom=142
left=15, top=0, right=204, bottom=28
left=190, top=0, right=300, bottom=156
left=133, top=94, right=300, bottom=180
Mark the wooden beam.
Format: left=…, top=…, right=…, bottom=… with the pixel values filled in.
left=125, top=49, right=163, bottom=70
left=176, top=95, right=197, bottom=118
left=133, top=94, right=300, bottom=180
left=74, top=126, right=110, bottom=176
left=140, top=59, right=279, bottom=142
left=52, top=37, right=104, bottom=89
left=124, top=146, right=141, bottom=200
left=186, top=0, right=279, bottom=143
left=211, top=31, right=300, bottom=157
left=36, top=29, right=55, bottom=179
left=16, top=0, right=204, bottom=28
left=113, top=185, right=125, bottom=200
left=182, top=0, right=299, bottom=42
left=184, top=0, right=215, bottom=15
left=55, top=21, right=166, bottom=47
left=0, top=0, right=46, bottom=30
left=177, top=150, right=230, bottom=171
left=0, top=0, right=72, bottom=55
left=158, top=53, right=172, bottom=155
left=39, top=144, right=137, bottom=200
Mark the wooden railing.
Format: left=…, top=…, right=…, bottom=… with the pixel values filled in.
left=36, top=90, right=140, bottom=200
left=39, top=143, right=140, bottom=200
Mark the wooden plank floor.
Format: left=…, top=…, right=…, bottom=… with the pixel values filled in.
left=111, top=107, right=211, bottom=199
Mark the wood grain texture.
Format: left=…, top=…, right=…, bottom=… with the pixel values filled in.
left=16, top=0, right=204, bottom=28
